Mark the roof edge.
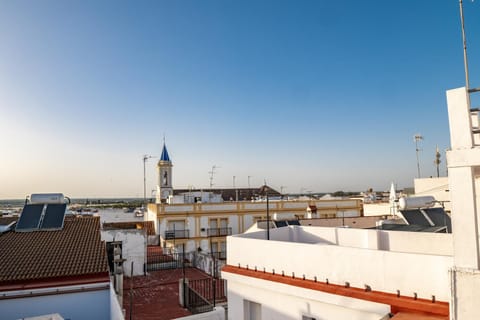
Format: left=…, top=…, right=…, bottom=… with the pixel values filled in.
left=0, top=272, right=110, bottom=292
left=222, top=265, right=448, bottom=317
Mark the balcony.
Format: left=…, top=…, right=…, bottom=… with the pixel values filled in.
left=207, top=227, right=232, bottom=237
left=210, top=251, right=227, bottom=260
left=165, top=229, right=190, bottom=240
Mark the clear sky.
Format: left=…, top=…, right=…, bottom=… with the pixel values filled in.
left=1, top=1, right=480, bottom=199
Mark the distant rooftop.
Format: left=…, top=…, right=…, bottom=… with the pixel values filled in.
left=0, top=216, right=18, bottom=226
left=103, top=220, right=155, bottom=236
left=173, top=185, right=281, bottom=201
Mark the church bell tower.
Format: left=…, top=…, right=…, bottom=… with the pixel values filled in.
left=156, top=143, right=173, bottom=203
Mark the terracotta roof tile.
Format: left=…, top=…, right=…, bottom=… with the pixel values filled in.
left=0, top=215, right=109, bottom=285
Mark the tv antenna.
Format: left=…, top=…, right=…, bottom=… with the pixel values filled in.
left=209, top=165, right=220, bottom=189
left=414, top=134, right=423, bottom=178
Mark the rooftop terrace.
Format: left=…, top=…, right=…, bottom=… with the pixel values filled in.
left=226, top=225, right=453, bottom=302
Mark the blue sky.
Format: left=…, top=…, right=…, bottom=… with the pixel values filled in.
left=1, top=1, right=479, bottom=199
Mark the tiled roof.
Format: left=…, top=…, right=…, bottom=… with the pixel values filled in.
left=0, top=215, right=109, bottom=286
left=103, top=221, right=155, bottom=236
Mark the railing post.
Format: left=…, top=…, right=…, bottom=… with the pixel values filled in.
left=213, top=257, right=216, bottom=307
left=182, top=243, right=186, bottom=306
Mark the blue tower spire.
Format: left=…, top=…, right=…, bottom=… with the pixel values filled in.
left=160, top=143, right=170, bottom=162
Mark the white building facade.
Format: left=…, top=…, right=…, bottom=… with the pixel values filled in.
left=147, top=198, right=362, bottom=256
left=446, top=87, right=480, bottom=320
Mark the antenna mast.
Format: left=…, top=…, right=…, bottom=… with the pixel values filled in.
left=414, top=134, right=423, bottom=178
left=209, top=165, right=219, bottom=189
left=459, top=0, right=471, bottom=91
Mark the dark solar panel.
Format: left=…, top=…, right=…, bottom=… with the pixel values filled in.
left=374, top=224, right=429, bottom=232
left=16, top=204, right=44, bottom=231
left=423, top=207, right=452, bottom=232
left=40, top=203, right=67, bottom=230
left=287, top=220, right=300, bottom=226
left=372, top=224, right=447, bottom=233
left=274, top=220, right=288, bottom=228
left=400, top=209, right=432, bottom=226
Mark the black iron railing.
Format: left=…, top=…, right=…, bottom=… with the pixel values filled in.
left=146, top=252, right=189, bottom=271
left=165, top=229, right=189, bottom=240
left=210, top=251, right=227, bottom=260
left=188, top=277, right=227, bottom=305
left=207, top=227, right=232, bottom=237
left=185, top=283, right=213, bottom=314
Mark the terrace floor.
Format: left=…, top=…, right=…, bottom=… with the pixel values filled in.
left=123, top=267, right=211, bottom=320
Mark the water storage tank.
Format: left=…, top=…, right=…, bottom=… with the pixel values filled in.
left=30, top=193, right=65, bottom=204
left=398, top=196, right=435, bottom=210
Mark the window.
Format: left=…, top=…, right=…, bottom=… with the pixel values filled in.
left=220, top=218, right=228, bottom=228
left=244, top=300, right=261, bottom=320
left=211, top=241, right=218, bottom=253
left=168, top=220, right=186, bottom=230
left=208, top=217, right=231, bottom=237
left=209, top=217, right=228, bottom=228
left=165, top=220, right=189, bottom=239
left=209, top=219, right=218, bottom=229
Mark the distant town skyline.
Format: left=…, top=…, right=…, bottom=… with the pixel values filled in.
left=1, top=1, right=479, bottom=199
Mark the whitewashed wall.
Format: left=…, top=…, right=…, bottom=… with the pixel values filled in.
left=227, top=227, right=453, bottom=301
left=224, top=272, right=390, bottom=320
left=101, top=229, right=146, bottom=276
left=0, top=287, right=111, bottom=319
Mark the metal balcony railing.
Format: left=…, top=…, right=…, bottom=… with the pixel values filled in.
left=165, top=229, right=189, bottom=240
left=207, top=227, right=232, bottom=237
left=210, top=251, right=227, bottom=260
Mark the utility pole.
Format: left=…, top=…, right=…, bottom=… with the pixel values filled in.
left=266, top=189, right=270, bottom=240
left=129, top=261, right=134, bottom=320
left=143, top=155, right=155, bottom=208
left=414, top=134, right=423, bottom=178
left=459, top=0, right=471, bottom=91
left=260, top=183, right=270, bottom=240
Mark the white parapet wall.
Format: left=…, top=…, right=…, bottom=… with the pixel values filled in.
left=110, top=283, right=125, bottom=320
left=224, top=272, right=390, bottom=320
left=226, top=226, right=453, bottom=302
